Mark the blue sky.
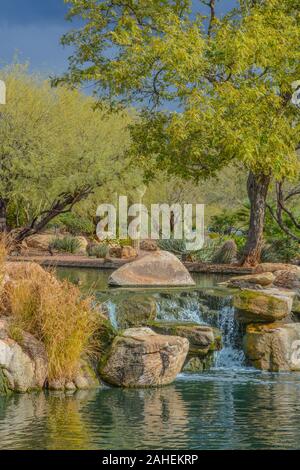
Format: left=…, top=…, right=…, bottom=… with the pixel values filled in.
left=0, top=0, right=237, bottom=76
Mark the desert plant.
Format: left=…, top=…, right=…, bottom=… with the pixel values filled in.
left=87, top=243, right=108, bottom=259
left=50, top=213, right=95, bottom=236
left=212, top=240, right=238, bottom=265
left=49, top=236, right=81, bottom=254
left=261, top=238, right=300, bottom=263
left=3, top=266, right=100, bottom=381
left=158, top=238, right=188, bottom=256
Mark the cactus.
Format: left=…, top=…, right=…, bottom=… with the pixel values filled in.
left=212, top=240, right=238, bottom=264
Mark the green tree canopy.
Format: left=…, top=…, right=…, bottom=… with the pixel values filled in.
left=59, top=0, right=300, bottom=264
left=0, top=65, right=132, bottom=241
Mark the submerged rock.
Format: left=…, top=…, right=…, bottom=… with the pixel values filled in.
left=233, top=288, right=294, bottom=324
left=243, top=323, right=300, bottom=371
left=99, top=327, right=189, bottom=387
left=108, top=251, right=195, bottom=287
left=0, top=318, right=48, bottom=393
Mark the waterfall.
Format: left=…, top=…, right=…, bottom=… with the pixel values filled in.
left=102, top=288, right=246, bottom=370
left=213, top=305, right=245, bottom=369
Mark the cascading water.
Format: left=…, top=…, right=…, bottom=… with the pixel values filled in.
left=102, top=287, right=246, bottom=370
left=213, top=305, right=245, bottom=369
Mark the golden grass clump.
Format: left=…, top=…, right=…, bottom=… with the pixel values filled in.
left=2, top=263, right=99, bottom=381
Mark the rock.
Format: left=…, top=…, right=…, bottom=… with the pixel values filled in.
left=293, top=296, right=300, bottom=315
left=25, top=233, right=53, bottom=252
left=65, top=381, right=76, bottom=391
left=233, top=288, right=295, bottom=323
left=274, top=270, right=300, bottom=290
left=108, top=245, right=137, bottom=259
left=149, top=321, right=221, bottom=356
left=243, top=323, right=300, bottom=371
left=99, top=327, right=189, bottom=387
left=0, top=318, right=48, bottom=393
left=183, top=355, right=214, bottom=373
left=226, top=272, right=275, bottom=288
left=48, top=379, right=65, bottom=391
left=140, top=240, right=158, bottom=251
left=76, top=236, right=88, bottom=255
left=4, top=262, right=50, bottom=282
left=255, top=263, right=300, bottom=274
left=109, top=250, right=195, bottom=287
left=116, top=294, right=157, bottom=328
left=73, top=376, right=90, bottom=390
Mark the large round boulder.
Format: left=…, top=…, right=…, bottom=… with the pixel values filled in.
left=108, top=250, right=195, bottom=287
left=243, top=322, right=300, bottom=371
left=99, top=327, right=189, bottom=387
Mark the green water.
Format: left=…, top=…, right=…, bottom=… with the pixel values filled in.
left=1, top=267, right=300, bottom=450
left=1, top=371, right=300, bottom=449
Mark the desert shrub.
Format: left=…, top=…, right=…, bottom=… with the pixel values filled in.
left=49, top=213, right=95, bottom=236
left=191, top=238, right=224, bottom=262
left=158, top=238, right=187, bottom=256
left=261, top=238, right=300, bottom=263
left=49, top=236, right=81, bottom=254
left=87, top=243, right=108, bottom=258
left=3, top=266, right=100, bottom=380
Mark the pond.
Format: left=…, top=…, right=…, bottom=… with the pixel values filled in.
left=1, top=267, right=300, bottom=450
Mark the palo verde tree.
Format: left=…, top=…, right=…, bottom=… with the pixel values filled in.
left=0, top=66, right=131, bottom=243
left=57, top=0, right=300, bottom=265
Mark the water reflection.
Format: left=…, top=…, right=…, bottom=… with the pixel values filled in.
left=1, top=372, right=300, bottom=449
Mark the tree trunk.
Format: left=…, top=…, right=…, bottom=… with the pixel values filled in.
left=240, top=171, right=270, bottom=267
left=0, top=198, right=7, bottom=232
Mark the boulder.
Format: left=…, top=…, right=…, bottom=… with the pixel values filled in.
left=24, top=233, right=53, bottom=252
left=116, top=294, right=157, bottom=328
left=0, top=318, right=48, bottom=393
left=149, top=321, right=221, bottom=356
left=99, top=327, right=189, bottom=387
left=274, top=270, right=300, bottom=290
left=76, top=236, right=88, bottom=255
left=233, top=288, right=295, bottom=323
left=226, top=272, right=275, bottom=288
left=108, top=245, right=137, bottom=259
left=140, top=240, right=158, bottom=251
left=109, top=250, right=195, bottom=287
left=47, top=359, right=100, bottom=391
left=255, top=263, right=300, bottom=274
left=243, top=323, right=300, bottom=371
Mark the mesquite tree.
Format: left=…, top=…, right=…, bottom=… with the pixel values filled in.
left=57, top=0, right=300, bottom=264
left=0, top=66, right=131, bottom=243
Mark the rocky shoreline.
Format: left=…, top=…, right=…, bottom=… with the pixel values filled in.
left=1, top=260, right=300, bottom=395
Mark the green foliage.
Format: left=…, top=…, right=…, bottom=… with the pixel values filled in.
left=261, top=238, right=299, bottom=263
left=49, top=236, right=81, bottom=254
left=60, top=1, right=300, bottom=182
left=0, top=65, right=132, bottom=232
left=50, top=213, right=95, bottom=237
left=158, top=238, right=187, bottom=256
left=191, top=238, right=225, bottom=263
left=87, top=243, right=108, bottom=259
